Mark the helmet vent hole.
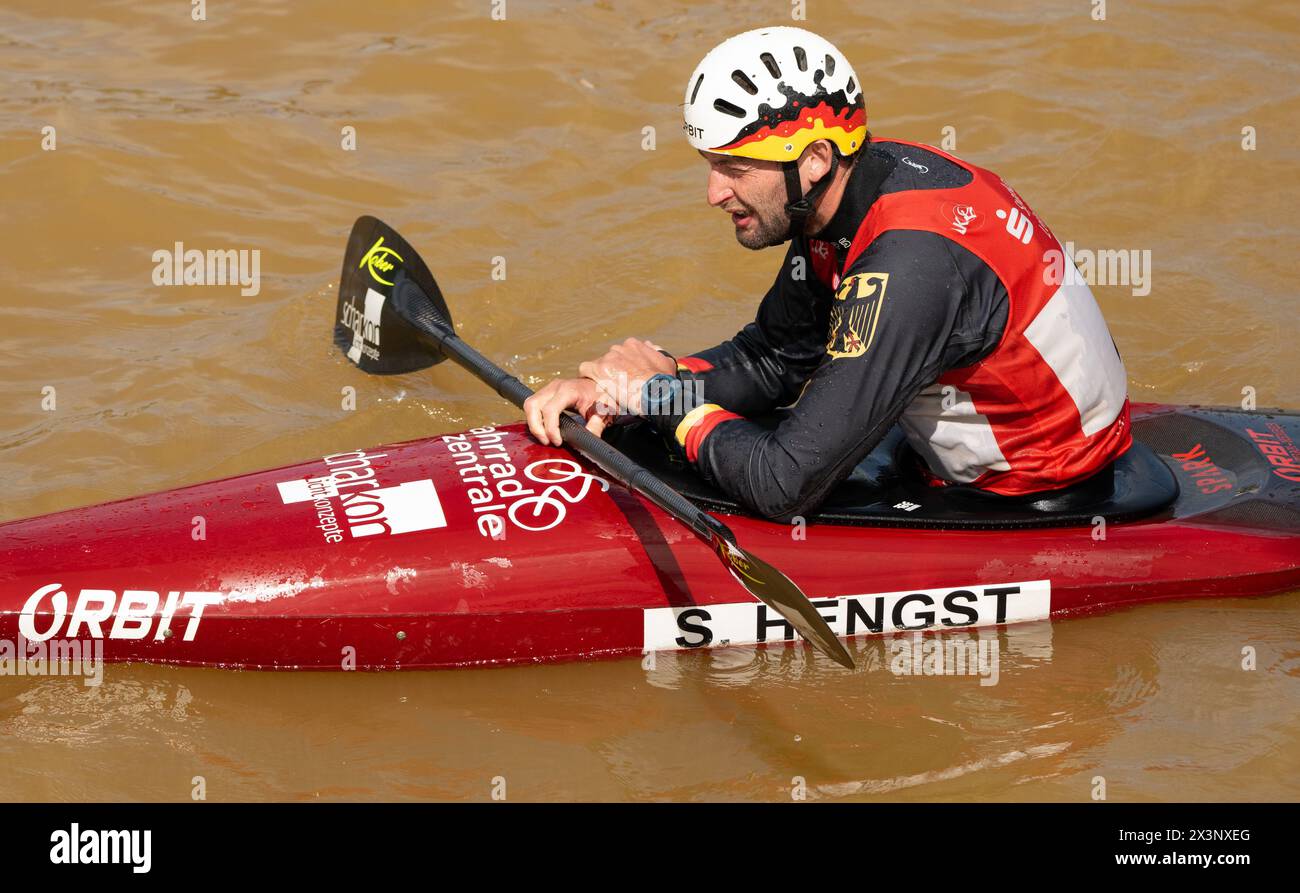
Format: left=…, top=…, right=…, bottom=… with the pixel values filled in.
left=794, top=46, right=807, bottom=71
left=731, top=70, right=758, bottom=95
left=825, top=54, right=836, bottom=77
left=846, top=77, right=856, bottom=95
left=760, top=52, right=781, bottom=79
left=714, top=98, right=747, bottom=118
left=690, top=74, right=704, bottom=105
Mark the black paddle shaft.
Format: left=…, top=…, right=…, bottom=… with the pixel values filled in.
left=396, top=290, right=736, bottom=545
left=338, top=220, right=853, bottom=668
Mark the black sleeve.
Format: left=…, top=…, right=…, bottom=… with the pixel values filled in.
left=674, top=239, right=831, bottom=415
left=653, top=230, right=1009, bottom=521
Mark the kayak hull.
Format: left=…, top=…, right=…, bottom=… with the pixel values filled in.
left=1, top=403, right=1297, bottom=669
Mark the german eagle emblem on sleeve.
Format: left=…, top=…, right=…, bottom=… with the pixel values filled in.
left=826, top=272, right=888, bottom=359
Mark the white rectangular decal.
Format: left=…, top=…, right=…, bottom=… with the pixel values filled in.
left=345, top=286, right=386, bottom=364
left=643, top=580, right=1051, bottom=652
left=348, top=479, right=446, bottom=537
left=277, top=476, right=340, bottom=504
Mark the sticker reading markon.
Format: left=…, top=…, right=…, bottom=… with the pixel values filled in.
left=277, top=449, right=447, bottom=544
left=642, top=580, right=1051, bottom=651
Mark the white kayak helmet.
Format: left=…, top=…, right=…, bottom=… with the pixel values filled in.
left=682, top=26, right=866, bottom=163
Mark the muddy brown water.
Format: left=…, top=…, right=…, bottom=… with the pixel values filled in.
left=1, top=0, right=1296, bottom=801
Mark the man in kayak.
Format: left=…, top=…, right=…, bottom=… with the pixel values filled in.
left=525, top=25, right=1132, bottom=520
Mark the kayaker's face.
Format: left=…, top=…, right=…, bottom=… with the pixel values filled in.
left=701, top=151, right=790, bottom=250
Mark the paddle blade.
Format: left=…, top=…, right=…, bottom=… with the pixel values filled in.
left=711, top=535, right=855, bottom=669
left=335, top=215, right=454, bottom=374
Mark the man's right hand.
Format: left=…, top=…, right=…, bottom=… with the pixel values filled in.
left=524, top=378, right=614, bottom=447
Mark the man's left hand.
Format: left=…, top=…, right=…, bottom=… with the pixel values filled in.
left=578, top=337, right=677, bottom=414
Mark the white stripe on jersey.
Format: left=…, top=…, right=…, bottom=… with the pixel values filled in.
left=1023, top=273, right=1127, bottom=437
left=900, top=384, right=1010, bottom=483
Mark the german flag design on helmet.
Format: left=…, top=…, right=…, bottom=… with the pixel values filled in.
left=683, top=27, right=866, bottom=162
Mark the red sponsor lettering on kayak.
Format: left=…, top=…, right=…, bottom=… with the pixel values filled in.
left=19, top=584, right=222, bottom=642
left=443, top=427, right=609, bottom=538
left=1169, top=443, right=1233, bottom=494
left=1246, top=427, right=1300, bottom=483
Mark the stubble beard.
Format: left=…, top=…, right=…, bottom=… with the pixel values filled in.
left=734, top=196, right=793, bottom=250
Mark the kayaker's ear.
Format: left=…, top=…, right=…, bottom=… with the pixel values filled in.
left=334, top=215, right=456, bottom=375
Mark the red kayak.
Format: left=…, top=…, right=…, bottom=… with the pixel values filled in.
left=6, top=218, right=1298, bottom=670
left=1, top=402, right=1297, bottom=670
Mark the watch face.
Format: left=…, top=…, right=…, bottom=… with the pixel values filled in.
left=644, top=374, right=678, bottom=416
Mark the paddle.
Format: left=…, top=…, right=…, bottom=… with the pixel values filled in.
left=333, top=216, right=854, bottom=670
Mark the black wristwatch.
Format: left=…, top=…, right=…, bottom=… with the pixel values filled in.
left=641, top=373, right=681, bottom=418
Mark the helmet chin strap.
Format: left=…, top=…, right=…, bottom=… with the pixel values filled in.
left=782, top=151, right=839, bottom=241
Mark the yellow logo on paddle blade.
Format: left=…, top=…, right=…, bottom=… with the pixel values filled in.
left=359, top=236, right=403, bottom=286
left=827, top=272, right=888, bottom=359
left=716, top=539, right=764, bottom=586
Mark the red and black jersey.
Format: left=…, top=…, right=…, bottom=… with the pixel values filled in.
left=651, top=138, right=1131, bottom=520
